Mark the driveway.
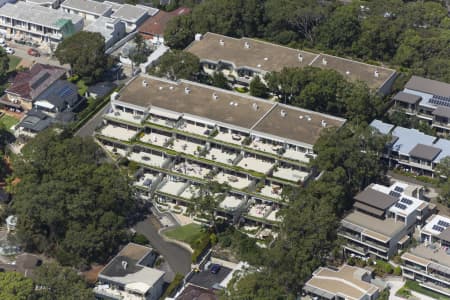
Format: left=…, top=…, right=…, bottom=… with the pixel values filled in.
left=75, top=104, right=110, bottom=137
left=134, top=215, right=192, bottom=276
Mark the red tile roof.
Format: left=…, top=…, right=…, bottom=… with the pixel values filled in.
left=6, top=63, right=66, bottom=102
left=138, top=7, right=191, bottom=37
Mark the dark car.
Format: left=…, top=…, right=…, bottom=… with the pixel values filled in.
left=210, top=264, right=221, bottom=274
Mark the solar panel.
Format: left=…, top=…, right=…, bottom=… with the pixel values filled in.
left=400, top=198, right=413, bottom=205
left=394, top=186, right=404, bottom=193
left=430, top=97, right=450, bottom=108
left=438, top=220, right=450, bottom=227
left=433, top=225, right=445, bottom=232
left=395, top=203, right=407, bottom=210
left=389, top=191, right=400, bottom=198
left=58, top=86, right=74, bottom=97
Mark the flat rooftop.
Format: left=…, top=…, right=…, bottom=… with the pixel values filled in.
left=61, top=0, right=112, bottom=16
left=305, top=265, right=378, bottom=300
left=407, top=243, right=450, bottom=269
left=405, top=75, right=450, bottom=98
left=343, top=210, right=404, bottom=240
left=116, top=76, right=346, bottom=146
left=186, top=32, right=396, bottom=90
left=0, top=2, right=83, bottom=29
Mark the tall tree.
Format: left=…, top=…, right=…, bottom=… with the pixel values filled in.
left=0, top=47, right=9, bottom=81
left=249, top=76, right=269, bottom=98
left=149, top=50, right=200, bottom=81
left=0, top=272, right=34, bottom=300
left=55, top=31, right=108, bottom=84
left=12, top=130, right=134, bottom=267
left=129, top=34, right=151, bottom=65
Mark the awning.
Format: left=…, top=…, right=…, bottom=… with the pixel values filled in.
left=34, top=100, right=55, bottom=110
left=149, top=106, right=182, bottom=120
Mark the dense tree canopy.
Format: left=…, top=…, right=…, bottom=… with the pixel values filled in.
left=149, top=50, right=200, bottom=81
left=55, top=31, right=108, bottom=84
left=164, top=0, right=450, bottom=82
left=11, top=130, right=135, bottom=267
left=0, top=47, right=9, bottom=81
left=0, top=272, right=34, bottom=300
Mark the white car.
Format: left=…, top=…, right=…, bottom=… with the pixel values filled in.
left=4, top=47, right=14, bottom=54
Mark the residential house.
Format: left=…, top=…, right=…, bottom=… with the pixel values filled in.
left=104, top=2, right=158, bottom=32
left=94, top=243, right=165, bottom=300
left=401, top=214, right=450, bottom=297
left=339, top=181, right=431, bottom=260
left=84, top=16, right=125, bottom=49
left=61, top=0, right=113, bottom=22
left=5, top=63, right=66, bottom=111
left=185, top=32, right=397, bottom=94
left=370, top=119, right=450, bottom=177
left=303, top=265, right=381, bottom=300
left=138, top=7, right=190, bottom=45
left=25, top=0, right=61, bottom=9
left=391, top=76, right=450, bottom=135
left=0, top=2, right=83, bottom=43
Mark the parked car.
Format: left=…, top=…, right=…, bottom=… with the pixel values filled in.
left=27, top=48, right=40, bottom=57
left=4, top=47, right=14, bottom=54
left=210, top=264, right=221, bottom=274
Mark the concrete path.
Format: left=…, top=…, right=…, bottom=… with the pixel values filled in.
left=75, top=104, right=110, bottom=137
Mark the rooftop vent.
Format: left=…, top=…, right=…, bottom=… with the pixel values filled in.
left=280, top=110, right=287, bottom=117
left=345, top=70, right=350, bottom=75
left=322, top=58, right=327, bottom=65
left=229, top=101, right=234, bottom=106
left=142, top=80, right=148, bottom=87
left=252, top=103, right=259, bottom=111
left=374, top=70, right=379, bottom=78
left=219, top=39, right=224, bottom=46
left=244, top=41, right=250, bottom=49
left=298, top=53, right=303, bottom=62
left=234, top=102, right=238, bottom=107
left=321, top=120, right=327, bottom=127
left=111, top=91, right=119, bottom=101
left=305, top=115, right=311, bottom=121
left=257, top=64, right=262, bottom=68
left=299, top=115, right=303, bottom=119
left=212, top=92, right=218, bottom=100
left=184, top=87, right=191, bottom=94
left=169, top=86, right=174, bottom=90
left=195, top=33, right=203, bottom=41
left=122, top=260, right=128, bottom=270
left=264, top=57, right=268, bottom=61
left=159, top=86, right=163, bottom=90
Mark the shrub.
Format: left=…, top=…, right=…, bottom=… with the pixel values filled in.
left=161, top=273, right=184, bottom=298
left=393, top=266, right=402, bottom=276
left=191, top=234, right=212, bottom=263
left=132, top=233, right=149, bottom=246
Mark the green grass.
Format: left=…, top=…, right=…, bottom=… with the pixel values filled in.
left=404, top=280, right=450, bottom=300
left=164, top=223, right=206, bottom=247
left=8, top=55, right=21, bottom=71
left=0, top=114, right=19, bottom=131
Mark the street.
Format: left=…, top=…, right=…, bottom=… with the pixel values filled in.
left=7, top=41, right=69, bottom=68
left=75, top=103, right=110, bottom=137
left=134, top=215, right=192, bottom=276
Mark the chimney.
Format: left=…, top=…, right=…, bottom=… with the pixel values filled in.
left=298, top=53, right=303, bottom=62
left=110, top=91, right=119, bottom=101
left=212, top=92, right=218, bottom=100
left=195, top=33, right=203, bottom=41
left=321, top=120, right=327, bottom=127
left=244, top=41, right=250, bottom=49
left=374, top=70, right=380, bottom=78
left=322, top=58, right=327, bottom=65
left=122, top=261, right=128, bottom=270
left=142, top=80, right=148, bottom=87
left=219, top=39, right=224, bottom=46
left=184, top=87, right=191, bottom=94
left=252, top=103, right=259, bottom=111
left=306, top=115, right=312, bottom=121
left=280, top=110, right=287, bottom=117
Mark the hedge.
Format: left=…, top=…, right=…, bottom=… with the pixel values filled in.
left=160, top=273, right=184, bottom=299
left=191, top=233, right=212, bottom=263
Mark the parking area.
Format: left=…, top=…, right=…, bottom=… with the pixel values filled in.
left=188, top=265, right=232, bottom=289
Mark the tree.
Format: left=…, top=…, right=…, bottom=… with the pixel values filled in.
left=164, top=15, right=195, bottom=49
left=0, top=47, right=9, bottom=81
left=150, top=50, right=200, bottom=81
left=189, top=182, right=229, bottom=232
left=55, top=31, right=108, bottom=84
left=0, top=272, right=34, bottom=300
left=209, top=72, right=230, bottom=90
left=249, top=76, right=269, bottom=98
left=12, top=130, right=134, bottom=267
left=129, top=34, right=151, bottom=65
left=33, top=263, right=94, bottom=300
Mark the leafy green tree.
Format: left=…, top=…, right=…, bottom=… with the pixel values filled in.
left=164, top=15, right=195, bottom=49
left=249, top=76, right=269, bottom=98
left=129, top=34, right=151, bottom=65
left=55, top=31, right=108, bottom=84
left=12, top=130, right=134, bottom=267
left=150, top=50, right=200, bottom=81
left=188, top=182, right=229, bottom=232
left=209, top=72, right=230, bottom=90
left=0, top=47, right=9, bottom=81
left=0, top=272, right=34, bottom=300
left=33, top=263, right=94, bottom=300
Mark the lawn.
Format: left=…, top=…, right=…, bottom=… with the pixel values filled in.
left=402, top=280, right=450, bottom=300
left=164, top=223, right=206, bottom=247
left=8, top=55, right=21, bottom=71
left=0, top=114, right=19, bottom=131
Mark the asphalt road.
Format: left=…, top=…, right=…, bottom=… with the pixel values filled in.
left=134, top=215, right=192, bottom=275
left=7, top=42, right=68, bottom=68
left=75, top=103, right=110, bottom=137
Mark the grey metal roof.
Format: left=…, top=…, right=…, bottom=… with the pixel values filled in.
left=433, top=106, right=450, bottom=119
left=61, top=0, right=112, bottom=16
left=370, top=119, right=394, bottom=135
left=391, top=126, right=437, bottom=156
left=409, top=144, right=441, bottom=161
left=354, top=185, right=397, bottom=211
left=438, top=227, right=450, bottom=244
left=0, top=2, right=83, bottom=29
left=36, top=80, right=79, bottom=111
left=405, top=76, right=450, bottom=98
left=353, top=201, right=384, bottom=217
left=393, top=91, right=421, bottom=104
left=19, top=110, right=52, bottom=132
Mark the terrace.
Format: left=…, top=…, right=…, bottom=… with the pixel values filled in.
left=214, top=130, right=248, bottom=146
left=105, top=109, right=144, bottom=125
left=178, top=121, right=213, bottom=137
left=179, top=184, right=200, bottom=200
left=99, top=124, right=137, bottom=141
left=248, top=204, right=271, bottom=219
left=237, top=155, right=274, bottom=174
left=283, top=148, right=313, bottom=164
left=139, top=130, right=171, bottom=148
left=259, top=184, right=283, bottom=201
left=129, top=150, right=166, bottom=168
left=158, top=180, right=187, bottom=196
left=147, top=114, right=178, bottom=128
left=213, top=171, right=252, bottom=190
left=172, top=161, right=211, bottom=179
left=266, top=209, right=281, bottom=222
left=219, top=195, right=246, bottom=211
left=205, top=147, right=238, bottom=166
left=169, top=137, right=205, bottom=156
left=134, top=172, right=159, bottom=189
left=272, top=166, right=309, bottom=183
left=102, top=144, right=128, bottom=157
left=249, top=139, right=283, bottom=156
